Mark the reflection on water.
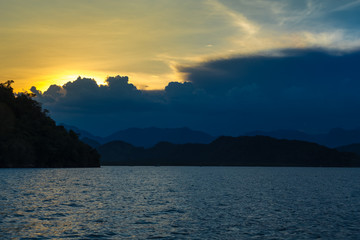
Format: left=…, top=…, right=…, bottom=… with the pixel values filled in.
left=0, top=167, right=360, bottom=239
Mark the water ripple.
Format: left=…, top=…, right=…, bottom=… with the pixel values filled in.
left=0, top=167, right=360, bottom=239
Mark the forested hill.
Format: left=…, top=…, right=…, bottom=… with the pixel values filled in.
left=99, top=136, right=360, bottom=167
left=0, top=81, right=100, bottom=168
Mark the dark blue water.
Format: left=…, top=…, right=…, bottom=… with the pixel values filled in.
left=0, top=167, right=360, bottom=239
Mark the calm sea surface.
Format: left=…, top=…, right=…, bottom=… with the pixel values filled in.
left=0, top=166, right=360, bottom=239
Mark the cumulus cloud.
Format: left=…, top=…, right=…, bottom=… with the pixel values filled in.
left=32, top=76, right=156, bottom=113
left=32, top=48, right=360, bottom=136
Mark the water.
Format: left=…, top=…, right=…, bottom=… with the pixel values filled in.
left=0, top=167, right=360, bottom=239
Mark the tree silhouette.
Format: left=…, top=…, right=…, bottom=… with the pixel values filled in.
left=0, top=81, right=100, bottom=167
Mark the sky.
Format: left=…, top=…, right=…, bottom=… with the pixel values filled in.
left=2, top=0, right=360, bottom=136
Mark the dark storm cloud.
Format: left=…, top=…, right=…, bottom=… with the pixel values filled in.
left=31, top=48, right=360, bottom=135
left=178, top=48, right=360, bottom=117
left=178, top=48, right=360, bottom=95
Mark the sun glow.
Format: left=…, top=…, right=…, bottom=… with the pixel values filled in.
left=28, top=71, right=109, bottom=93
left=57, top=73, right=106, bottom=87
left=30, top=70, right=181, bottom=93
left=3, top=0, right=360, bottom=94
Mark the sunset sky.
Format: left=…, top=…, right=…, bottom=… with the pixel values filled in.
left=2, top=0, right=360, bottom=135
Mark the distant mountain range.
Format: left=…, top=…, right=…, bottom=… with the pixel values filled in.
left=59, top=124, right=360, bottom=166
left=245, top=128, right=360, bottom=148
left=62, top=124, right=360, bottom=149
left=61, top=124, right=216, bottom=148
left=98, top=136, right=360, bottom=167
left=336, top=144, right=360, bottom=156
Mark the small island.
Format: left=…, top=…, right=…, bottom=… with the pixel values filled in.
left=0, top=81, right=100, bottom=168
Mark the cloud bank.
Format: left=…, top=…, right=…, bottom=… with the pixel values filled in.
left=32, top=48, right=360, bottom=136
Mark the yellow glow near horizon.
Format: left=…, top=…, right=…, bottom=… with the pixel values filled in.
left=31, top=71, right=179, bottom=93
left=1, top=0, right=359, bottom=93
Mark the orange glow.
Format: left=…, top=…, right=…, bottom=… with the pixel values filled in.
left=2, top=0, right=359, bottom=93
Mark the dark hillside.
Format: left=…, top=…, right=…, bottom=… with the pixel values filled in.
left=337, top=143, right=360, bottom=156
left=0, top=81, right=100, bottom=168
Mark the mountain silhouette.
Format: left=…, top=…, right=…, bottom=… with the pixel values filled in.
left=61, top=124, right=103, bottom=143
left=337, top=144, right=360, bottom=156
left=64, top=124, right=360, bottom=149
left=245, top=128, right=360, bottom=148
left=98, top=135, right=360, bottom=167
left=103, top=127, right=215, bottom=148
left=62, top=125, right=215, bottom=148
